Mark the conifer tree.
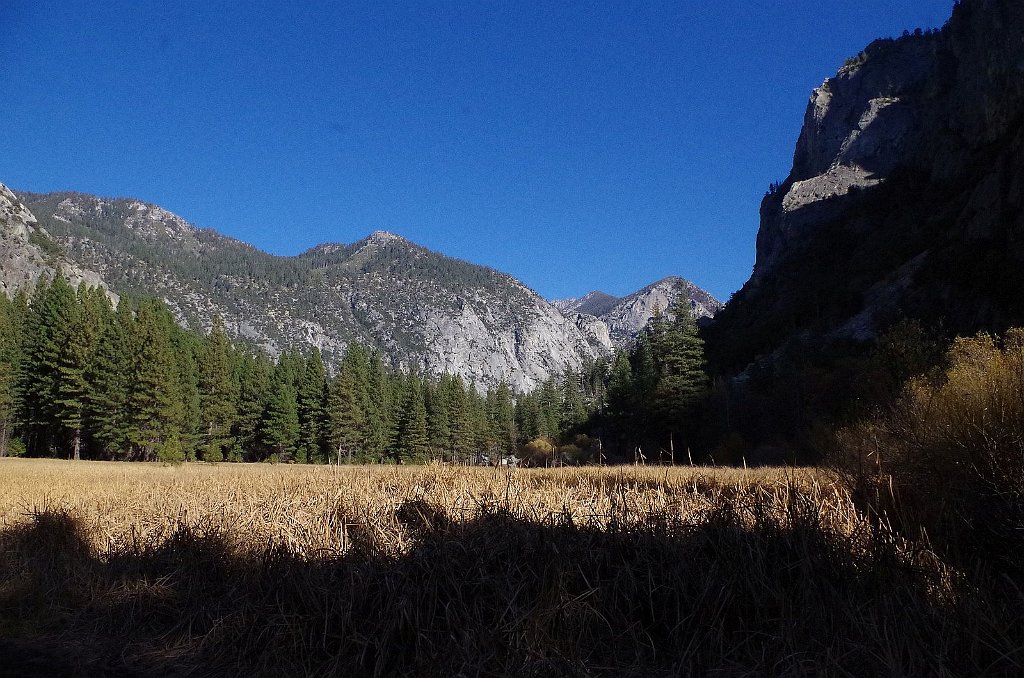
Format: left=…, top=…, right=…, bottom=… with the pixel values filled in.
left=365, top=352, right=396, bottom=459
left=126, top=300, right=185, bottom=461
left=199, top=316, right=238, bottom=461
left=449, top=375, right=474, bottom=460
left=488, top=381, right=517, bottom=457
left=261, top=362, right=300, bottom=460
left=296, top=348, right=328, bottom=463
left=427, top=373, right=454, bottom=458
left=233, top=350, right=273, bottom=460
left=20, top=274, right=77, bottom=454
left=605, top=350, right=635, bottom=448
left=53, top=285, right=106, bottom=460
left=86, top=303, right=133, bottom=458
left=0, top=294, right=25, bottom=456
left=651, top=302, right=709, bottom=440
left=559, top=370, right=587, bottom=433
left=396, top=373, right=429, bottom=462
left=327, top=363, right=366, bottom=463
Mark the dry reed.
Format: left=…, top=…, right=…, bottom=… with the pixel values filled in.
left=0, top=459, right=1019, bottom=676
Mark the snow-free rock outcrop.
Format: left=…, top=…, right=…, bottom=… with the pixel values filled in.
left=556, top=277, right=722, bottom=348
left=709, top=0, right=1024, bottom=372
left=0, top=184, right=111, bottom=298
left=17, top=190, right=611, bottom=391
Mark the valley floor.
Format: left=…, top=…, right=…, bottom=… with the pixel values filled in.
left=0, top=458, right=1019, bottom=676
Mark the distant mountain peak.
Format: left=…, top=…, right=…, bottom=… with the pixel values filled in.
left=366, top=230, right=405, bottom=244
left=554, top=277, right=722, bottom=346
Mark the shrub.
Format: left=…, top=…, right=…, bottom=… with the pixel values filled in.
left=834, top=328, right=1024, bottom=574
left=158, top=436, right=186, bottom=465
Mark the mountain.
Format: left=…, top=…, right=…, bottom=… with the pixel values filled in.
left=706, top=0, right=1024, bottom=375
left=555, top=277, right=723, bottom=347
left=0, top=184, right=110, bottom=298
left=14, top=190, right=616, bottom=391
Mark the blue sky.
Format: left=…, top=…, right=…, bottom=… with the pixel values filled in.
left=1, top=1, right=954, bottom=302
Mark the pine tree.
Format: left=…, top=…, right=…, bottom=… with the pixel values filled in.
left=233, top=350, right=273, bottom=460
left=126, top=301, right=185, bottom=461
left=449, top=375, right=474, bottom=461
left=395, top=373, right=429, bottom=462
left=54, top=285, right=106, bottom=460
left=261, top=362, right=300, bottom=460
left=559, top=370, right=587, bottom=434
left=20, top=274, right=77, bottom=455
left=365, top=352, right=396, bottom=459
left=199, top=316, right=238, bottom=461
left=488, top=381, right=517, bottom=457
left=605, top=350, right=635, bottom=450
left=0, top=294, right=25, bottom=456
left=327, top=363, right=366, bottom=463
left=86, top=303, right=133, bottom=458
left=427, top=374, right=453, bottom=459
left=296, top=348, right=327, bottom=463
left=650, top=302, right=709, bottom=450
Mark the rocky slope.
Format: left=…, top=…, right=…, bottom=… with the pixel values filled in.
left=16, top=190, right=613, bottom=391
left=707, top=0, right=1024, bottom=374
left=0, top=184, right=110, bottom=298
left=556, top=277, right=722, bottom=347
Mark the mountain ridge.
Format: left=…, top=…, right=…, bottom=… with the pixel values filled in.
left=10, top=188, right=720, bottom=390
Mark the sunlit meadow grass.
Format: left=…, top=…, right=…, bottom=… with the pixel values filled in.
left=0, top=458, right=1018, bottom=676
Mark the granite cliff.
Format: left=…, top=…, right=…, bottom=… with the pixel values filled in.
left=707, top=0, right=1024, bottom=374
left=555, top=277, right=722, bottom=347
left=0, top=184, right=110, bottom=298
left=14, top=190, right=622, bottom=391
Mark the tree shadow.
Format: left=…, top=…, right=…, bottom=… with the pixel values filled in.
left=0, top=500, right=1020, bottom=677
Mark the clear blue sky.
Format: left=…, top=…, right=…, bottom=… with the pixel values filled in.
left=1, top=1, right=954, bottom=302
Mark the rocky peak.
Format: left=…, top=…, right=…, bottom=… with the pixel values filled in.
left=554, top=277, right=723, bottom=348
left=553, top=291, right=621, bottom=318
left=0, top=184, right=112, bottom=298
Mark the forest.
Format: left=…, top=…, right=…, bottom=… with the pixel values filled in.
left=0, top=273, right=709, bottom=466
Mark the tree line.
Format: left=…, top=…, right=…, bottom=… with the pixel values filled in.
left=0, top=275, right=709, bottom=464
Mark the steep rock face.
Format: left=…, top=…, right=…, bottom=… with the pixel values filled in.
left=555, top=277, right=722, bottom=347
left=18, top=191, right=609, bottom=390
left=0, top=184, right=110, bottom=297
left=600, top=277, right=722, bottom=346
left=708, top=0, right=1024, bottom=373
left=553, top=291, right=621, bottom=318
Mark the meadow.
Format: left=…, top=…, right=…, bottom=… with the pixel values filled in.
left=0, top=459, right=1020, bottom=676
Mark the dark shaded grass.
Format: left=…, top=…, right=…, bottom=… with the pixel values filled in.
left=0, top=497, right=1021, bottom=677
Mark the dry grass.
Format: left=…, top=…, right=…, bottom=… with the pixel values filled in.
left=0, top=460, right=830, bottom=555
left=0, top=459, right=1019, bottom=676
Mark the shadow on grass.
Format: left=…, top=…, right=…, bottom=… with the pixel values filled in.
left=0, top=500, right=1021, bottom=677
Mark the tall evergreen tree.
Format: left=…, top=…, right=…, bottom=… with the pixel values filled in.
left=20, top=274, right=77, bottom=455
left=296, top=348, right=328, bottom=463
left=199, top=316, right=238, bottom=461
left=0, top=293, right=26, bottom=456
left=233, top=350, right=273, bottom=460
left=651, top=302, right=709, bottom=444
left=365, top=352, right=396, bottom=459
left=86, top=302, right=133, bottom=458
left=53, top=285, right=106, bottom=460
left=327, top=362, right=366, bottom=463
left=126, top=301, right=185, bottom=461
left=395, top=373, right=429, bottom=462
left=427, top=374, right=454, bottom=458
left=261, top=362, right=300, bottom=460
left=488, top=381, right=517, bottom=457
